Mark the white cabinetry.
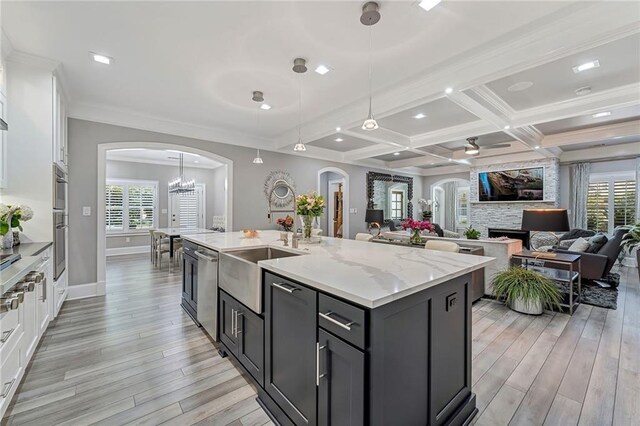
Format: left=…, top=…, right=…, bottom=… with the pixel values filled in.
left=0, top=91, right=7, bottom=189
left=0, top=247, right=52, bottom=417
left=52, top=75, right=68, bottom=172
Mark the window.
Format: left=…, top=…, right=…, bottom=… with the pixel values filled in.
left=587, top=173, right=636, bottom=234
left=106, top=179, right=158, bottom=233
left=391, top=190, right=404, bottom=219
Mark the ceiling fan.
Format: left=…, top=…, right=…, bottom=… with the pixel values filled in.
left=462, top=136, right=511, bottom=155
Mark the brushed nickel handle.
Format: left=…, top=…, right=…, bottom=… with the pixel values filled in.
left=40, top=279, right=47, bottom=302
left=1, top=379, right=16, bottom=398
left=231, top=308, right=236, bottom=338
left=235, top=312, right=243, bottom=337
left=272, top=282, right=300, bottom=294
left=319, top=311, right=355, bottom=331
left=316, top=343, right=327, bottom=386
left=11, top=291, right=24, bottom=304
left=1, top=328, right=15, bottom=343
left=194, top=251, right=218, bottom=263
left=0, top=297, right=19, bottom=313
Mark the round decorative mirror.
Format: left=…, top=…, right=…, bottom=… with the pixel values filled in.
left=264, top=171, right=296, bottom=208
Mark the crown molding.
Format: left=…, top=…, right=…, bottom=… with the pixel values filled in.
left=559, top=142, right=640, bottom=163
left=7, top=50, right=59, bottom=71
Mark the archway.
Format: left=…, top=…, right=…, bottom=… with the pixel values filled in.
left=317, top=167, right=350, bottom=239
left=430, top=177, right=470, bottom=233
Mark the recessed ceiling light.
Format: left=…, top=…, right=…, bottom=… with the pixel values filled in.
left=315, top=64, right=331, bottom=75
left=444, top=87, right=453, bottom=94
left=503, top=125, right=510, bottom=130
left=260, top=103, right=271, bottom=110
left=336, top=127, right=341, bottom=132
left=335, top=137, right=344, bottom=142
left=592, top=111, right=611, bottom=118
left=507, top=81, right=533, bottom=92
left=91, top=52, right=112, bottom=65
left=612, top=136, right=624, bottom=139
left=534, top=145, right=540, bottom=150
left=413, top=113, right=427, bottom=119
left=447, top=158, right=452, bottom=162
left=575, top=86, right=592, bottom=96
left=194, top=160, right=199, bottom=163
left=393, top=152, right=400, bottom=156
left=418, top=0, right=442, bottom=12
left=572, top=60, right=600, bottom=74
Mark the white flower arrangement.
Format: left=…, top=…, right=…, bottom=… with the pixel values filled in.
left=0, top=203, right=34, bottom=236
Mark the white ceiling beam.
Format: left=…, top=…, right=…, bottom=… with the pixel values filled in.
left=542, top=120, right=640, bottom=148
left=467, top=85, right=517, bottom=118
left=410, top=120, right=497, bottom=147
left=387, top=155, right=449, bottom=169
left=341, top=127, right=411, bottom=148
left=446, top=91, right=509, bottom=129
left=511, top=83, right=640, bottom=128
left=421, top=164, right=471, bottom=176
left=559, top=141, right=640, bottom=163
left=472, top=151, right=545, bottom=167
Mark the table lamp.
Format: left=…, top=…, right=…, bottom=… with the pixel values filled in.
left=521, top=209, right=570, bottom=250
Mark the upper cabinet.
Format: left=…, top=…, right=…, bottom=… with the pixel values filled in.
left=0, top=91, right=7, bottom=189
left=52, top=74, right=68, bottom=172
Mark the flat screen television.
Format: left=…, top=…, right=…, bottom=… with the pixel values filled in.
left=478, top=167, right=544, bottom=202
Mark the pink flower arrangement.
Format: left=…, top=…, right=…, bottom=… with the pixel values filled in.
left=401, top=218, right=435, bottom=232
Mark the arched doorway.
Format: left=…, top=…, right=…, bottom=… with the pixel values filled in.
left=95, top=142, right=233, bottom=297
left=430, top=178, right=470, bottom=233
left=317, top=167, right=350, bottom=239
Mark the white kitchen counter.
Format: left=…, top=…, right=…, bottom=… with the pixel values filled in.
left=182, top=231, right=495, bottom=309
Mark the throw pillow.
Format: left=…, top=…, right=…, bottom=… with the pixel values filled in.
left=568, top=237, right=590, bottom=252
left=559, top=238, right=577, bottom=249
left=586, top=234, right=608, bottom=253
left=559, top=228, right=596, bottom=242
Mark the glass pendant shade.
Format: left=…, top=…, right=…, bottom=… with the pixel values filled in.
left=464, top=144, right=479, bottom=155
left=293, top=140, right=307, bottom=152
left=362, top=106, right=379, bottom=130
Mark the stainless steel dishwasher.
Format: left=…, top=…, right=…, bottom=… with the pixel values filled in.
left=194, top=247, right=219, bottom=341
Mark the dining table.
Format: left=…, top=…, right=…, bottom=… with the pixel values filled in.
left=153, top=227, right=219, bottom=258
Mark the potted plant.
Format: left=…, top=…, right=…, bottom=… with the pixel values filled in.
left=492, top=267, right=561, bottom=315
left=463, top=226, right=480, bottom=240
left=401, top=218, right=435, bottom=245
left=0, top=204, right=34, bottom=249
left=620, top=223, right=640, bottom=279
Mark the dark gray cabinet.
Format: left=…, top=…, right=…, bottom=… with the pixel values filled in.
left=265, top=274, right=317, bottom=426
left=219, top=290, right=264, bottom=386
left=181, top=247, right=198, bottom=320
left=317, top=330, right=365, bottom=426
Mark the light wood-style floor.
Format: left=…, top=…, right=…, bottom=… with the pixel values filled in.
left=2, top=255, right=638, bottom=425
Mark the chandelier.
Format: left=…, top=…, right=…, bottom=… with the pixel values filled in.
left=169, top=153, right=195, bottom=195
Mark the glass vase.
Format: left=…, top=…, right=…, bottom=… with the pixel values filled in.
left=410, top=229, right=422, bottom=245
left=300, top=215, right=315, bottom=240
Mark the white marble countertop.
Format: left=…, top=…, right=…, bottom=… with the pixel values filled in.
left=182, top=230, right=495, bottom=309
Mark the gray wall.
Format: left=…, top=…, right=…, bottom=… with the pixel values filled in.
left=105, top=159, right=225, bottom=250
left=68, top=118, right=422, bottom=286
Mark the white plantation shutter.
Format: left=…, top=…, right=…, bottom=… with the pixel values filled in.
left=105, top=184, right=124, bottom=231
left=106, top=180, right=157, bottom=232
left=587, top=175, right=637, bottom=234
left=178, top=193, right=199, bottom=228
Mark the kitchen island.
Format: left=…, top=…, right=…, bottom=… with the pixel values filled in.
left=182, top=231, right=494, bottom=426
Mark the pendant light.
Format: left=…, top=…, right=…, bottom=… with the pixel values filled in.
left=169, top=153, right=196, bottom=195
left=293, top=58, right=308, bottom=152
left=252, top=91, right=264, bottom=164
left=465, top=137, right=480, bottom=155
left=361, top=2, right=380, bottom=131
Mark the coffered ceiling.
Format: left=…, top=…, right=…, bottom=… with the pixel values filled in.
left=2, top=1, right=639, bottom=175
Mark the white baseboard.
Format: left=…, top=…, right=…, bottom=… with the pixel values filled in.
left=67, top=282, right=98, bottom=300
left=106, top=245, right=150, bottom=257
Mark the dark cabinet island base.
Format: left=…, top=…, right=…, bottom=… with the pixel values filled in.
left=217, top=270, right=478, bottom=426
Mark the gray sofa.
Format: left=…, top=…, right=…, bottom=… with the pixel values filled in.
left=549, top=228, right=628, bottom=282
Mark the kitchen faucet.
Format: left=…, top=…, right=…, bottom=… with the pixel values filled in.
left=267, top=181, right=299, bottom=249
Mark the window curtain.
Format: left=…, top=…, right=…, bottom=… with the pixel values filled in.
left=443, top=182, right=457, bottom=231
left=570, top=162, right=591, bottom=229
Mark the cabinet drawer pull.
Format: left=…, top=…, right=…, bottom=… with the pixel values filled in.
left=271, top=282, right=300, bottom=294
left=316, top=343, right=327, bottom=386
left=1, top=328, right=15, bottom=343
left=231, top=308, right=236, bottom=337
left=319, top=311, right=355, bottom=331
left=1, top=379, right=16, bottom=398
left=235, top=312, right=243, bottom=337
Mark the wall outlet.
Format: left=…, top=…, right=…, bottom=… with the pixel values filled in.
left=446, top=293, right=458, bottom=312
left=350, top=208, right=357, bottom=214
left=125, top=237, right=131, bottom=243
left=82, top=206, right=91, bottom=216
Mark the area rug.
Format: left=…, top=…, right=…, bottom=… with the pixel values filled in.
left=554, top=278, right=618, bottom=310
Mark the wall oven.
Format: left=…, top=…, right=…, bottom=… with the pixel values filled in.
left=53, top=212, right=67, bottom=280
left=53, top=164, right=67, bottom=211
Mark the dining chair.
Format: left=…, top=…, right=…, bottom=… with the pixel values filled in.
left=425, top=240, right=460, bottom=253
left=152, top=231, right=171, bottom=269
left=148, top=229, right=156, bottom=263
left=172, top=238, right=183, bottom=265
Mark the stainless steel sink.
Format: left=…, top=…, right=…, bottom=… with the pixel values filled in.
left=219, top=247, right=302, bottom=313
